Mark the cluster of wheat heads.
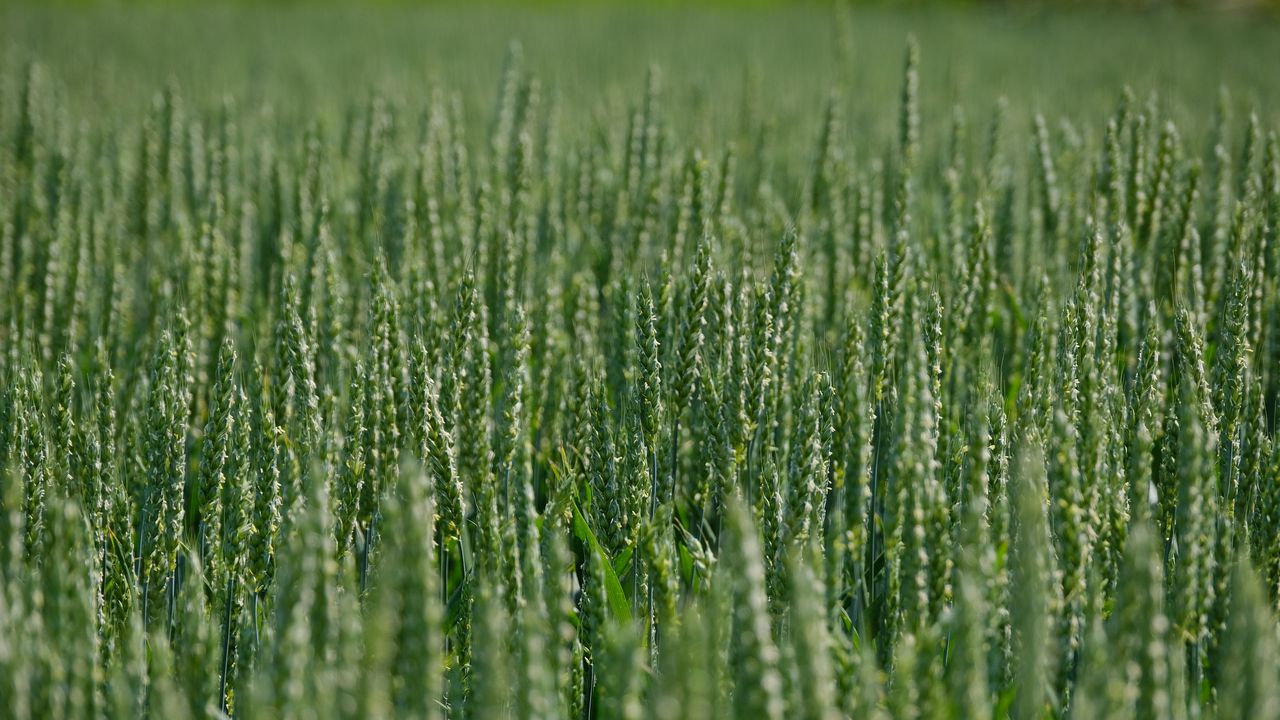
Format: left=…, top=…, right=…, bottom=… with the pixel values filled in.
left=1, top=37, right=1279, bottom=719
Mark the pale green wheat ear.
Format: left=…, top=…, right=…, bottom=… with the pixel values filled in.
left=1010, top=442, right=1058, bottom=720
left=1218, top=555, right=1280, bottom=720
left=724, top=496, right=785, bottom=720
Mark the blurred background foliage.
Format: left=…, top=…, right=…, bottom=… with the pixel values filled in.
left=3, top=1, right=1277, bottom=171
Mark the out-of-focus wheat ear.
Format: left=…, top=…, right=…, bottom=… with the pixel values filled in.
left=1009, top=441, right=1059, bottom=720
left=170, top=553, right=220, bottom=718
left=894, top=36, right=919, bottom=234
left=785, top=546, right=840, bottom=720
left=947, top=566, right=993, bottom=720
left=1033, top=113, right=1062, bottom=253
left=653, top=602, right=718, bottom=720
left=1139, top=121, right=1178, bottom=250
left=595, top=614, right=645, bottom=720
left=468, top=573, right=512, bottom=712
left=1217, top=555, right=1280, bottom=720
left=724, top=496, right=785, bottom=720
left=376, top=461, right=443, bottom=719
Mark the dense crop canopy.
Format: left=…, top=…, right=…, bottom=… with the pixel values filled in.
left=1, top=8, right=1279, bottom=719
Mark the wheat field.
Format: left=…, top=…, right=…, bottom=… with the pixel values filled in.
left=1, top=3, right=1279, bottom=718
